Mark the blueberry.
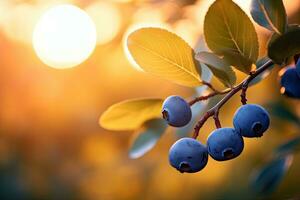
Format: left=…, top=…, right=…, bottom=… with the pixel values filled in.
left=296, top=59, right=300, bottom=78
left=280, top=67, right=300, bottom=98
left=162, top=96, right=192, bottom=127
left=207, top=128, right=244, bottom=161
left=169, top=138, right=208, bottom=173
left=233, top=104, right=270, bottom=138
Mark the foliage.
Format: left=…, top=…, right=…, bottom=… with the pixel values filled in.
left=127, top=28, right=202, bottom=87
left=100, top=0, right=300, bottom=196
left=204, top=0, right=258, bottom=73
left=100, top=98, right=163, bottom=131
left=129, top=119, right=167, bottom=158
left=250, top=0, right=287, bottom=34
left=268, top=25, right=300, bottom=64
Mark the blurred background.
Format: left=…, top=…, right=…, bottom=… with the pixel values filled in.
left=0, top=0, right=300, bottom=199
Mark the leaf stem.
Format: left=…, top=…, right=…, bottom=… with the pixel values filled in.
left=202, top=81, right=223, bottom=93
left=192, top=59, right=274, bottom=139
left=189, top=88, right=231, bottom=106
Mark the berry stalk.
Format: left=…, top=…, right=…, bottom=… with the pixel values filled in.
left=192, top=59, right=274, bottom=139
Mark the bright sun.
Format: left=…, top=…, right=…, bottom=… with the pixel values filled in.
left=33, top=4, right=97, bottom=69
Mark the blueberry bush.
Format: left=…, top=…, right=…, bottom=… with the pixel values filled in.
left=100, top=0, right=300, bottom=196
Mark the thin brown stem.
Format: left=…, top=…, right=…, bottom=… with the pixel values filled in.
left=240, top=84, right=248, bottom=105
left=189, top=88, right=231, bottom=106
left=213, top=111, right=221, bottom=128
left=202, top=81, right=222, bottom=93
left=193, top=59, right=274, bottom=139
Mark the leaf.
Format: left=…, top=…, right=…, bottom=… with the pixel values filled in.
left=196, top=52, right=236, bottom=87
left=194, top=36, right=209, bottom=53
left=250, top=0, right=287, bottom=34
left=266, top=101, right=300, bottom=126
left=99, top=98, right=163, bottom=131
left=127, top=28, right=202, bottom=87
left=194, top=37, right=213, bottom=94
left=196, top=64, right=213, bottom=95
left=250, top=155, right=293, bottom=194
left=204, top=0, right=259, bottom=73
left=249, top=57, right=275, bottom=86
left=268, top=25, right=300, bottom=65
left=129, top=119, right=167, bottom=159
left=276, top=136, right=300, bottom=156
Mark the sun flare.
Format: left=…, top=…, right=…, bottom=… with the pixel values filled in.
left=33, top=4, right=97, bottom=69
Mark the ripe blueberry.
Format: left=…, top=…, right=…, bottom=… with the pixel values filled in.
left=169, top=138, right=208, bottom=173
left=280, top=67, right=300, bottom=98
left=207, top=128, right=244, bottom=161
left=296, top=59, right=300, bottom=78
left=233, top=104, right=270, bottom=138
left=162, top=95, right=192, bottom=127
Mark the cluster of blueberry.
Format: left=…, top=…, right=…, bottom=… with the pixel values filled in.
left=280, top=60, right=300, bottom=98
left=162, top=96, right=270, bottom=173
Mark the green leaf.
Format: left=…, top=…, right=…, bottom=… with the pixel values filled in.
left=204, top=0, right=259, bottom=73
left=194, top=37, right=213, bottom=93
left=249, top=57, right=275, bottom=86
left=250, top=155, right=293, bottom=194
left=276, top=136, right=300, bottom=156
left=129, top=119, right=167, bottom=159
left=127, top=28, right=202, bottom=87
left=196, top=52, right=236, bottom=87
left=196, top=64, right=213, bottom=95
left=250, top=0, right=287, bottom=34
left=99, top=98, right=163, bottom=131
left=268, top=25, right=300, bottom=64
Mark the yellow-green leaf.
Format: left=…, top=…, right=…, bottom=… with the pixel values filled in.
left=127, top=28, right=202, bottom=87
left=99, top=98, right=164, bottom=131
left=204, top=0, right=259, bottom=73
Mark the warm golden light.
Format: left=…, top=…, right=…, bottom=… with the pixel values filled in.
left=123, top=23, right=171, bottom=72
left=33, top=4, right=97, bottom=69
left=86, top=2, right=121, bottom=45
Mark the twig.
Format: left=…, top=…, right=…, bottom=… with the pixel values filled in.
left=189, top=89, right=231, bottom=106
left=240, top=71, right=255, bottom=105
left=192, top=59, right=274, bottom=139
left=213, top=111, right=221, bottom=128
left=240, top=84, right=248, bottom=105
left=202, top=81, right=223, bottom=93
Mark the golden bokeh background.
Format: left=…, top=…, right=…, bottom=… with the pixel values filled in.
left=0, top=0, right=300, bottom=199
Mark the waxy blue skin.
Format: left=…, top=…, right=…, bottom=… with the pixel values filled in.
left=169, top=138, right=208, bottom=173
left=207, top=128, right=244, bottom=161
left=280, top=67, right=300, bottom=98
left=162, top=96, right=192, bottom=127
left=233, top=104, right=270, bottom=138
left=296, top=59, right=300, bottom=78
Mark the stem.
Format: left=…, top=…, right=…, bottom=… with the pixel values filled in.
left=193, top=59, right=274, bottom=139
left=189, top=88, right=231, bottom=106
left=240, top=84, right=248, bottom=105
left=213, top=111, right=221, bottom=128
left=202, top=81, right=222, bottom=93
left=240, top=71, right=254, bottom=105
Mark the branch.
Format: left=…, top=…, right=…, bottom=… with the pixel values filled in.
left=189, top=88, right=231, bottom=106
left=192, top=59, right=274, bottom=139
left=202, top=81, right=223, bottom=93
